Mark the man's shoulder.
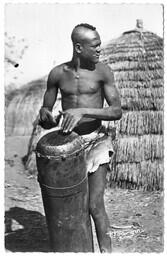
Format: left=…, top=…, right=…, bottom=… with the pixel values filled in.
left=96, top=62, right=113, bottom=73
left=48, top=62, right=70, bottom=79
left=96, top=62, right=114, bottom=80
left=49, top=62, right=68, bottom=74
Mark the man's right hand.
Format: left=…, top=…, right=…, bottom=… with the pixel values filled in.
left=39, top=107, right=58, bottom=129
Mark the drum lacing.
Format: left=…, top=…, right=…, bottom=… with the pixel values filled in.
left=38, top=174, right=87, bottom=190
left=36, top=126, right=110, bottom=159
left=80, top=125, right=108, bottom=150
left=36, top=146, right=84, bottom=160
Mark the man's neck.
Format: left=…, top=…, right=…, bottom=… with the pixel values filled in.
left=71, top=56, right=95, bottom=71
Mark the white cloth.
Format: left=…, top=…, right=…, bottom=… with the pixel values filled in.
left=81, top=128, right=114, bottom=173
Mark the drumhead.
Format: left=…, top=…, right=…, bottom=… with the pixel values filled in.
left=36, top=130, right=83, bottom=158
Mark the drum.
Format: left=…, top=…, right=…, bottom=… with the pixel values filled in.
left=36, top=130, right=94, bottom=252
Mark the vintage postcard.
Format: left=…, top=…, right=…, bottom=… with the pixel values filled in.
left=2, top=0, right=166, bottom=254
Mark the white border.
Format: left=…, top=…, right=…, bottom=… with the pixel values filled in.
left=1, top=1, right=166, bottom=255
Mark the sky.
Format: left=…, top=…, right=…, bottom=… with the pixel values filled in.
left=4, top=3, right=164, bottom=85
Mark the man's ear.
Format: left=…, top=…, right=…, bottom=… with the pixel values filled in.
left=75, top=43, right=82, bottom=54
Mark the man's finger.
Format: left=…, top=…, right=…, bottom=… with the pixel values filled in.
left=49, top=115, right=57, bottom=124
left=65, top=117, right=75, bottom=132
left=40, top=108, right=52, bottom=122
left=53, top=114, right=61, bottom=124
left=59, top=110, right=64, bottom=116
left=62, top=115, right=74, bottom=132
left=58, top=111, right=65, bottom=127
left=40, top=113, right=48, bottom=122
left=61, top=113, right=70, bottom=131
left=68, top=119, right=78, bottom=132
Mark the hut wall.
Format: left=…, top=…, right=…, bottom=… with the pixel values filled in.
left=5, top=77, right=61, bottom=136
left=101, top=30, right=163, bottom=191
left=5, top=76, right=62, bottom=174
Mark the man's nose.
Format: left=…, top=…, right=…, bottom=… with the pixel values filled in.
left=96, top=45, right=101, bottom=53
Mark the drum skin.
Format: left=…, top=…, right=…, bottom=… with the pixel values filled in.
left=36, top=130, right=94, bottom=252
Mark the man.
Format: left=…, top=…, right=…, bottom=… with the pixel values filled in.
left=39, top=23, right=122, bottom=253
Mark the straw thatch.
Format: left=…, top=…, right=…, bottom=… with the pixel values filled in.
left=5, top=77, right=46, bottom=136
left=5, top=76, right=61, bottom=136
left=5, top=75, right=61, bottom=173
left=117, top=111, right=163, bottom=135
left=101, top=20, right=164, bottom=190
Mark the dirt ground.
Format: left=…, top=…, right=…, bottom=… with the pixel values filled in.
left=5, top=136, right=164, bottom=253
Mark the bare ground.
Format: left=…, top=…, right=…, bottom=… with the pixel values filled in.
left=5, top=136, right=164, bottom=253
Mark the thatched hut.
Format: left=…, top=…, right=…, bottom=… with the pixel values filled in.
left=5, top=76, right=61, bottom=136
left=5, top=76, right=61, bottom=174
left=5, top=77, right=46, bottom=136
left=101, top=20, right=164, bottom=190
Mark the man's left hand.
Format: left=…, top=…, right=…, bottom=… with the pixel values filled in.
left=60, top=108, right=83, bottom=133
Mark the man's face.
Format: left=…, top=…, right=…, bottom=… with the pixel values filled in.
left=79, top=30, right=101, bottom=64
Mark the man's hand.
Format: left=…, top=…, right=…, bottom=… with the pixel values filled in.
left=39, top=107, right=59, bottom=129
left=60, top=108, right=83, bottom=133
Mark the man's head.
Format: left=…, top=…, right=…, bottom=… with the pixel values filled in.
left=71, top=23, right=101, bottom=64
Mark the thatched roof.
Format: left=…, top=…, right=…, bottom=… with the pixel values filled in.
left=5, top=76, right=61, bottom=136
left=101, top=20, right=163, bottom=190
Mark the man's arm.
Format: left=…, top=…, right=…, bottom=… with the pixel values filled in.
left=61, top=64, right=122, bottom=132
left=83, top=65, right=122, bottom=120
left=39, top=67, right=59, bottom=129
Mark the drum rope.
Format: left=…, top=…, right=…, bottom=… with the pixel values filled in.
left=36, top=146, right=84, bottom=159
left=38, top=174, right=87, bottom=190
left=35, top=134, right=103, bottom=160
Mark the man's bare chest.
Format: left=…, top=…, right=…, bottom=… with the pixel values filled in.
left=58, top=69, right=103, bottom=95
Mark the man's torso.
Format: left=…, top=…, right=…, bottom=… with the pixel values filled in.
left=55, top=62, right=107, bottom=134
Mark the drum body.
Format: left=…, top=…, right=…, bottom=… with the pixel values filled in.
left=36, top=131, right=94, bottom=252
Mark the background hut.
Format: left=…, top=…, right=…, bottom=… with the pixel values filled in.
left=101, top=20, right=163, bottom=191
left=5, top=77, right=46, bottom=136
left=5, top=76, right=61, bottom=137
left=5, top=76, right=61, bottom=173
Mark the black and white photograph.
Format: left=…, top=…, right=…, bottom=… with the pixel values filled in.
left=3, top=1, right=165, bottom=253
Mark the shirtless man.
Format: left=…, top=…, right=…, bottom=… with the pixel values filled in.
left=39, top=23, right=122, bottom=253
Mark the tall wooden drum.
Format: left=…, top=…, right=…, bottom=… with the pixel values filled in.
left=36, top=130, right=94, bottom=252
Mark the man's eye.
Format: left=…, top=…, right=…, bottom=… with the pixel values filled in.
left=92, top=45, right=99, bottom=48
